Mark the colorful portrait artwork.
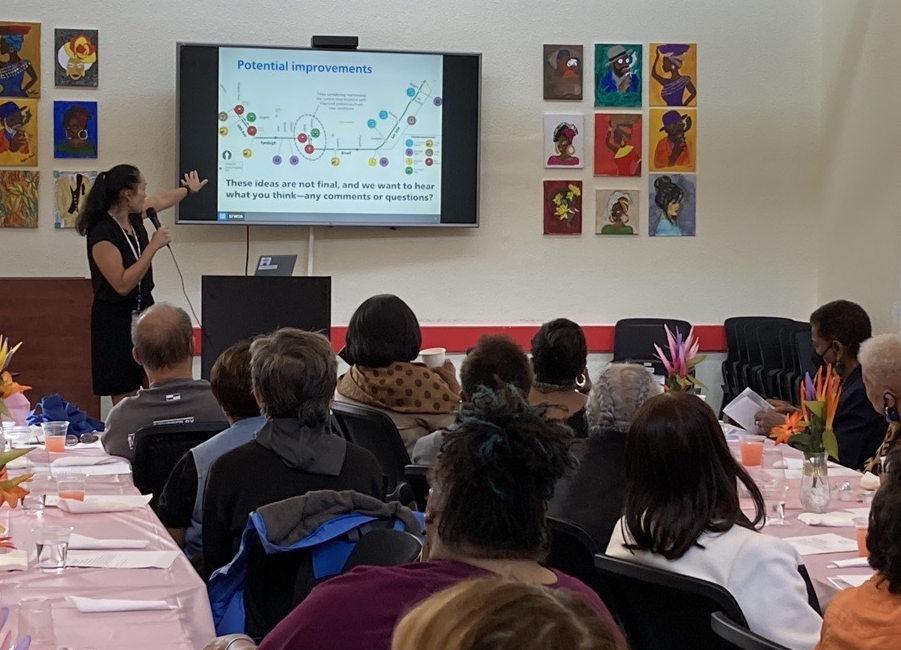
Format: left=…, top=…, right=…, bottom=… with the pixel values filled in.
left=596, top=189, right=639, bottom=235
left=0, top=98, right=37, bottom=166
left=543, top=44, right=583, bottom=100
left=544, top=114, right=584, bottom=169
left=543, top=180, right=582, bottom=235
left=53, top=100, right=98, bottom=159
left=593, top=113, right=642, bottom=177
left=0, top=170, right=39, bottom=228
left=54, top=170, right=96, bottom=228
left=649, top=174, right=696, bottom=237
left=0, top=22, right=40, bottom=98
left=594, top=43, right=641, bottom=108
left=649, top=108, right=696, bottom=172
left=650, top=43, right=697, bottom=107
left=54, top=29, right=99, bottom=87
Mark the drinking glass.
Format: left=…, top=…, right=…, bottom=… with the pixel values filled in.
left=32, top=526, right=72, bottom=573
left=21, top=475, right=53, bottom=515
left=762, top=485, right=789, bottom=525
left=854, top=517, right=869, bottom=557
left=41, top=422, right=69, bottom=453
left=740, top=435, right=765, bottom=467
left=17, top=597, right=58, bottom=650
left=56, top=474, right=87, bottom=502
left=760, top=448, right=787, bottom=489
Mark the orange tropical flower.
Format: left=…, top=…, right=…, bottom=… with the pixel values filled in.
left=0, top=370, right=29, bottom=400
left=770, top=410, right=806, bottom=445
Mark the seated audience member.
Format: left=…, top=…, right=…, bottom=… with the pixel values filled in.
left=858, top=334, right=901, bottom=474
left=202, top=328, right=383, bottom=577
left=335, top=294, right=462, bottom=453
left=391, top=578, right=621, bottom=650
left=816, top=448, right=901, bottom=649
left=255, top=384, right=625, bottom=650
left=608, top=392, right=822, bottom=650
left=102, top=303, right=226, bottom=462
left=529, top=318, right=591, bottom=437
left=158, top=340, right=266, bottom=562
left=411, top=334, right=532, bottom=465
left=548, top=363, right=662, bottom=549
left=756, top=300, right=886, bottom=470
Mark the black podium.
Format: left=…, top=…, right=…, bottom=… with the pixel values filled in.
left=200, top=275, right=331, bottom=378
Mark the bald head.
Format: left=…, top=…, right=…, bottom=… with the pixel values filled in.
left=131, top=303, right=194, bottom=373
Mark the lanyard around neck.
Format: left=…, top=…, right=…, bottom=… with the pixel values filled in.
left=116, top=218, right=143, bottom=302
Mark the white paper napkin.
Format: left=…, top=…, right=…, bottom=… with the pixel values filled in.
left=829, top=557, right=870, bottom=568
left=860, top=472, right=880, bottom=491
left=66, top=595, right=175, bottom=613
left=798, top=512, right=857, bottom=527
left=51, top=456, right=120, bottom=467
left=68, top=533, right=149, bottom=550
left=57, top=494, right=152, bottom=514
left=0, top=549, right=28, bottom=572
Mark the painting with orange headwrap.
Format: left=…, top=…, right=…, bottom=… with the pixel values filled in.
left=55, top=29, right=98, bottom=87
left=0, top=22, right=40, bottom=98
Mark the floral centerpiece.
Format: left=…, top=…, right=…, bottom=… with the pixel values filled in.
left=0, top=335, right=29, bottom=420
left=653, top=325, right=707, bottom=393
left=770, top=365, right=841, bottom=512
left=0, top=335, right=33, bottom=508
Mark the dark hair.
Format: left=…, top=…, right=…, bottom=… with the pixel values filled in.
left=250, top=328, right=336, bottom=424
left=460, top=335, right=532, bottom=399
left=868, top=450, right=901, bottom=593
left=530, top=319, right=587, bottom=385
left=432, top=384, right=575, bottom=560
left=131, top=303, right=194, bottom=372
left=210, top=340, right=260, bottom=420
left=623, top=392, right=765, bottom=560
left=75, top=164, right=141, bottom=236
left=345, top=294, right=421, bottom=368
left=653, top=175, right=684, bottom=211
left=810, top=300, right=872, bottom=357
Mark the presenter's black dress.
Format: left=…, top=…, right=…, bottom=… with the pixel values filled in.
left=87, top=214, right=155, bottom=396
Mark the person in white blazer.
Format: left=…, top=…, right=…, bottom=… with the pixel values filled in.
left=606, top=392, right=822, bottom=650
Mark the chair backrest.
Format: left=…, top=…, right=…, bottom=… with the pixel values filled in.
left=612, top=318, right=692, bottom=376
left=710, top=612, right=791, bottom=650
left=331, top=401, right=411, bottom=497
left=341, top=528, right=422, bottom=571
left=403, top=464, right=431, bottom=511
left=595, top=553, right=747, bottom=650
left=132, top=421, right=229, bottom=510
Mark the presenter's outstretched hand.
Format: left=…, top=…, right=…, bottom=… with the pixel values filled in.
left=181, top=169, right=209, bottom=194
left=150, top=225, right=173, bottom=251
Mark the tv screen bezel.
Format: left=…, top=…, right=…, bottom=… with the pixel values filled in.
left=175, top=42, right=481, bottom=228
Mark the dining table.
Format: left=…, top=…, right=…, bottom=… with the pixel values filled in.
left=0, top=439, right=215, bottom=650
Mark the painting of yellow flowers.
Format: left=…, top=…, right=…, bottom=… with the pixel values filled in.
left=543, top=180, right=582, bottom=235
left=0, top=170, right=39, bottom=227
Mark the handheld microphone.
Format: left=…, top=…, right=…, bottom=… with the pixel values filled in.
left=145, top=207, right=170, bottom=249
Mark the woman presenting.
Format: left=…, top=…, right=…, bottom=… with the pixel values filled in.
left=76, top=165, right=207, bottom=403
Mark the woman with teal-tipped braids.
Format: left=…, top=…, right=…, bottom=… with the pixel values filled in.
left=0, top=25, right=38, bottom=98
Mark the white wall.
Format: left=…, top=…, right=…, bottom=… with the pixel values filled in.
left=3, top=0, right=825, bottom=334
left=819, top=0, right=901, bottom=334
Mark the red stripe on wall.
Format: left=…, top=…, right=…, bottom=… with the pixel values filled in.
left=194, top=324, right=727, bottom=355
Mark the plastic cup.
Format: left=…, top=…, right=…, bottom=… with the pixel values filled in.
left=32, top=526, right=73, bottom=573
left=17, top=596, right=58, bottom=648
left=740, top=435, right=765, bottom=467
left=41, top=421, right=69, bottom=452
left=419, top=347, right=446, bottom=368
left=7, top=425, right=32, bottom=449
left=854, top=517, right=869, bottom=557
left=56, top=473, right=87, bottom=501
left=762, top=485, right=789, bottom=525
left=21, top=475, right=53, bottom=515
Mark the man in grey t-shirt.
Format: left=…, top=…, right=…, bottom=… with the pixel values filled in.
left=102, top=303, right=226, bottom=462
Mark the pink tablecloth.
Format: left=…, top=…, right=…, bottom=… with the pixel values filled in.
left=749, top=442, right=874, bottom=608
left=0, top=446, right=215, bottom=650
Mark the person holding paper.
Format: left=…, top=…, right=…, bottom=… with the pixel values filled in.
left=608, top=392, right=822, bottom=650
left=816, top=453, right=901, bottom=649
left=755, top=300, right=886, bottom=470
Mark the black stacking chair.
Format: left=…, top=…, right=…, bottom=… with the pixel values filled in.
left=341, top=528, right=422, bottom=572
left=710, top=612, right=792, bottom=650
left=612, top=318, right=692, bottom=377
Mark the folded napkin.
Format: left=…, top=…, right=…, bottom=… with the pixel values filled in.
left=27, top=394, right=105, bottom=434
left=51, top=456, right=119, bottom=468
left=66, top=596, right=174, bottom=613
left=798, top=512, right=857, bottom=527
left=829, top=557, right=870, bottom=568
left=57, top=494, right=152, bottom=514
left=68, top=533, right=149, bottom=550
left=860, top=472, right=880, bottom=491
left=0, top=549, right=28, bottom=572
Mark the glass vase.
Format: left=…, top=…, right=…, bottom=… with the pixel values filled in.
left=800, top=451, right=830, bottom=513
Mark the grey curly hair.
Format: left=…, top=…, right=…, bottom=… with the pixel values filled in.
left=586, top=363, right=663, bottom=435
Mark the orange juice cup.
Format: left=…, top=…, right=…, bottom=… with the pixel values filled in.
left=41, top=421, right=69, bottom=452
left=854, top=517, right=869, bottom=557
left=740, top=435, right=765, bottom=467
left=57, top=474, right=87, bottom=502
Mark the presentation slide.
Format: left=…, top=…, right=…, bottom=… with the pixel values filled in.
left=216, top=47, right=444, bottom=224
